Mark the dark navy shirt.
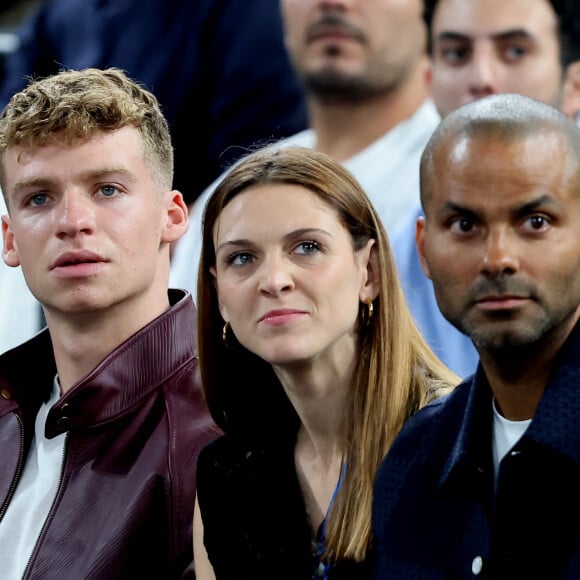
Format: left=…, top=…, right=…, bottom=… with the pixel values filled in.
left=372, top=324, right=580, bottom=579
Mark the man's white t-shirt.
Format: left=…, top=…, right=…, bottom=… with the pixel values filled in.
left=0, top=378, right=66, bottom=579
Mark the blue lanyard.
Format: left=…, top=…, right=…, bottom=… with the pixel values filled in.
left=314, top=462, right=347, bottom=580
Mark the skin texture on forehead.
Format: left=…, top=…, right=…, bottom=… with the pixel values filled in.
left=420, top=93, right=580, bottom=210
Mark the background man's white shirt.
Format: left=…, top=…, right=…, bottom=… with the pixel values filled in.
left=0, top=193, right=42, bottom=352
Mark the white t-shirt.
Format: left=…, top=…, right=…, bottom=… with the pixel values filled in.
left=492, top=398, right=531, bottom=490
left=0, top=378, right=67, bottom=579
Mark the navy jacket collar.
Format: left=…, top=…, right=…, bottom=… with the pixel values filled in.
left=440, top=320, right=580, bottom=489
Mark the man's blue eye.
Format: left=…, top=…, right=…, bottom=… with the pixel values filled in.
left=30, top=193, right=48, bottom=206
left=101, top=185, right=118, bottom=197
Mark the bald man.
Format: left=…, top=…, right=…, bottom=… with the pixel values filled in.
left=373, top=93, right=580, bottom=579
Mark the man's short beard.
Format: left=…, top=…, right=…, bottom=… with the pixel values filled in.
left=461, top=319, right=546, bottom=353
left=454, top=309, right=572, bottom=361
left=302, top=70, right=396, bottom=105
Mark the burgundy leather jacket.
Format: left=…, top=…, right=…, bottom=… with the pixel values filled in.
left=0, top=290, right=217, bottom=579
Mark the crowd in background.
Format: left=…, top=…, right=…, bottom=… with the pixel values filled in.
left=1, top=1, right=580, bottom=579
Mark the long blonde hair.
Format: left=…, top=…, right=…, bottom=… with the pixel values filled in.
left=198, top=145, right=459, bottom=562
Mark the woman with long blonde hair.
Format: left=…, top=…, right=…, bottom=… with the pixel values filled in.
left=193, top=145, right=458, bottom=579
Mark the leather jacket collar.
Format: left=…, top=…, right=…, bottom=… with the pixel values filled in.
left=0, top=289, right=197, bottom=438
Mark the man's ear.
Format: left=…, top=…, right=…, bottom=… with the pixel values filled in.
left=415, top=216, right=432, bottom=279
left=2, top=214, right=20, bottom=268
left=561, top=61, right=580, bottom=122
left=358, top=239, right=380, bottom=302
left=161, top=190, right=189, bottom=244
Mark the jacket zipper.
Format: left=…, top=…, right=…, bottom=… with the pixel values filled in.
left=0, top=413, right=25, bottom=523
left=22, top=431, right=70, bottom=579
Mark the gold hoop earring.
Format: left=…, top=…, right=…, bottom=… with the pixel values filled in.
left=222, top=321, right=230, bottom=346
left=361, top=298, right=374, bottom=327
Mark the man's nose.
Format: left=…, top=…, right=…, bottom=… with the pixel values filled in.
left=481, top=229, right=519, bottom=276
left=467, top=45, right=500, bottom=99
left=56, top=189, right=96, bottom=238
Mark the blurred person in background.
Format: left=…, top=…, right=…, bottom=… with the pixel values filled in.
left=170, top=0, right=437, bottom=296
